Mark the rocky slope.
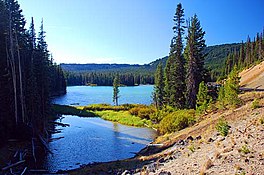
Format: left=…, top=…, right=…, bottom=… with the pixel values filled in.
left=136, top=92, right=264, bottom=175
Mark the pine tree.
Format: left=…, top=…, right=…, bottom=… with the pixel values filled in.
left=153, top=63, right=165, bottom=109
left=164, top=3, right=186, bottom=108
left=238, top=41, right=245, bottom=68
left=113, top=74, right=120, bottom=106
left=224, top=66, right=241, bottom=107
left=245, top=36, right=251, bottom=67
left=185, top=14, right=206, bottom=109
left=196, top=81, right=211, bottom=114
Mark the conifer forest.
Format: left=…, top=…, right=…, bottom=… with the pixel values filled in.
left=0, top=0, right=66, bottom=145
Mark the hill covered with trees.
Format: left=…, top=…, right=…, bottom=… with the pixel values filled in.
left=60, top=43, right=242, bottom=86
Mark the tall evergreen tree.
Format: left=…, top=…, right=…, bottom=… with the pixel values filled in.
left=164, top=3, right=186, bottom=108
left=185, top=14, right=206, bottom=109
left=239, top=41, right=245, bottom=68
left=245, top=36, right=251, bottom=67
left=153, top=63, right=165, bottom=109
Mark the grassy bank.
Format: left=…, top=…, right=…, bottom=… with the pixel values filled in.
left=96, top=110, right=152, bottom=127
left=52, top=104, right=96, bottom=117
left=51, top=104, right=152, bottom=127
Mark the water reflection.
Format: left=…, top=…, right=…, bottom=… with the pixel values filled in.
left=44, top=115, right=157, bottom=172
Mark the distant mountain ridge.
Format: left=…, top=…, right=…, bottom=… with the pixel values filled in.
left=60, top=43, right=241, bottom=80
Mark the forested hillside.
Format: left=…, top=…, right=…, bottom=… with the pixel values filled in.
left=61, top=43, right=241, bottom=86
left=0, top=0, right=66, bottom=145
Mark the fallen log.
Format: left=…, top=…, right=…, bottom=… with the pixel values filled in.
left=50, top=121, right=70, bottom=127
left=2, top=160, right=25, bottom=171
left=38, top=134, right=53, bottom=154
left=32, top=138, right=37, bottom=163
left=20, top=167, right=27, bottom=175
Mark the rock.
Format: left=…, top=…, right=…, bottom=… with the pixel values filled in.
left=187, top=136, right=194, bottom=142
left=158, top=170, right=171, bottom=175
left=144, top=163, right=157, bottom=173
left=121, top=170, right=131, bottom=175
left=208, top=138, right=214, bottom=142
left=178, top=139, right=185, bottom=145
left=158, top=158, right=165, bottom=163
left=196, top=135, right=202, bottom=140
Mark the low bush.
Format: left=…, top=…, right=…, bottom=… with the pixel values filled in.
left=239, top=145, right=250, bottom=154
left=215, top=118, right=229, bottom=136
left=251, top=99, right=260, bottom=109
left=158, top=109, right=196, bottom=134
left=129, top=105, right=155, bottom=119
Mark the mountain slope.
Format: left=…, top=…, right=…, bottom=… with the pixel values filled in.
left=240, top=61, right=264, bottom=91
left=60, top=43, right=240, bottom=75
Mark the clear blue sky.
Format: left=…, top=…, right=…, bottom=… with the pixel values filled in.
left=19, top=0, right=264, bottom=64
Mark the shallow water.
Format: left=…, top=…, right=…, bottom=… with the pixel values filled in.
left=44, top=115, right=157, bottom=172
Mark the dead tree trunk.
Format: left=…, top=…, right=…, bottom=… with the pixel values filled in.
left=15, top=31, right=25, bottom=123
left=7, top=7, right=18, bottom=125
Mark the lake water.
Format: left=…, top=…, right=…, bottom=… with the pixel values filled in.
left=53, top=85, right=154, bottom=106
left=46, top=85, right=157, bottom=172
left=45, top=116, right=157, bottom=172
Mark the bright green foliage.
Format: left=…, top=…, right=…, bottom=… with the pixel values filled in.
left=185, top=14, right=206, bottom=109
left=159, top=109, right=196, bottom=134
left=223, top=66, right=241, bottom=107
left=164, top=3, right=186, bottom=109
left=113, top=74, right=120, bottom=106
left=196, top=81, right=212, bottom=114
left=96, top=111, right=151, bottom=127
left=153, top=63, right=165, bottom=109
left=217, top=86, right=225, bottom=109
left=215, top=118, right=229, bottom=136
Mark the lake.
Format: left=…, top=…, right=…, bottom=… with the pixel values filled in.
left=46, top=85, right=157, bottom=172
left=53, top=85, right=154, bottom=106
left=44, top=116, right=157, bottom=172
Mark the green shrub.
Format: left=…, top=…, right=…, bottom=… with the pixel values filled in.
left=129, top=106, right=155, bottom=119
left=188, top=144, right=195, bottom=153
left=240, top=145, right=250, bottom=154
left=159, top=110, right=196, bottom=134
left=138, top=107, right=155, bottom=119
left=215, top=118, right=229, bottom=136
left=252, top=99, right=260, bottom=109
left=196, top=81, right=212, bottom=115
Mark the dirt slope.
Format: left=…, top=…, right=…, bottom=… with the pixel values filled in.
left=240, top=61, right=264, bottom=90
left=135, top=92, right=264, bottom=175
